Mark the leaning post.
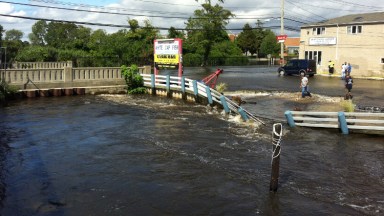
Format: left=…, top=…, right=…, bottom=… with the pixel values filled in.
left=270, top=123, right=283, bottom=192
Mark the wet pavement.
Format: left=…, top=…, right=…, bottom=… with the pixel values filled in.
left=0, top=66, right=383, bottom=215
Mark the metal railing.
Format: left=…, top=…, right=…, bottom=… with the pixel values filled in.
left=285, top=111, right=384, bottom=134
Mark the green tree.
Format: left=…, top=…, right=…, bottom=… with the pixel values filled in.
left=167, top=27, right=185, bottom=39
left=29, top=21, right=47, bottom=46
left=0, top=25, right=4, bottom=47
left=3, top=29, right=26, bottom=67
left=236, top=23, right=256, bottom=56
left=16, top=46, right=57, bottom=62
left=5, top=29, right=23, bottom=41
left=185, top=0, right=234, bottom=66
left=253, top=20, right=266, bottom=56
left=259, top=30, right=280, bottom=57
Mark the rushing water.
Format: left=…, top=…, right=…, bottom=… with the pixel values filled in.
left=0, top=93, right=383, bottom=216
left=1, top=66, right=383, bottom=215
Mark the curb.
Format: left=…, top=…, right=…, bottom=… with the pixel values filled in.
left=315, top=74, right=384, bottom=81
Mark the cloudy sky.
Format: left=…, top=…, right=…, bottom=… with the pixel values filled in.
left=0, top=0, right=382, bottom=41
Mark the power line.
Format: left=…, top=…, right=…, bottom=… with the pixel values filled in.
left=0, top=13, right=300, bottom=32
left=0, top=0, right=283, bottom=21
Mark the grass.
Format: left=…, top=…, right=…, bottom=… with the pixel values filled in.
left=340, top=99, right=355, bottom=112
left=215, top=82, right=228, bottom=93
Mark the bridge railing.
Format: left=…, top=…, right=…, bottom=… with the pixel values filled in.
left=285, top=111, right=384, bottom=134
left=1, top=69, right=65, bottom=84
left=142, top=74, right=265, bottom=125
left=1, top=66, right=150, bottom=88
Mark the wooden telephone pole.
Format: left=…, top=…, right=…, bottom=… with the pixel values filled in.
left=280, top=0, right=285, bottom=65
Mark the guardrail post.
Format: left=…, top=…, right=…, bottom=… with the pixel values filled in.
left=270, top=123, right=282, bottom=192
left=238, top=107, right=249, bottom=121
left=206, top=86, right=213, bottom=105
left=151, top=74, right=156, bottom=95
left=220, top=95, right=230, bottom=114
left=181, top=77, right=187, bottom=100
left=166, top=75, right=171, bottom=97
left=284, top=111, right=295, bottom=127
left=193, top=80, right=199, bottom=102
left=338, top=111, right=349, bottom=135
left=181, top=77, right=185, bottom=93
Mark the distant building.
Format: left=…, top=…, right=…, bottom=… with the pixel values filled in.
left=284, top=37, right=300, bottom=56
left=228, top=33, right=237, bottom=42
left=299, top=12, right=384, bottom=77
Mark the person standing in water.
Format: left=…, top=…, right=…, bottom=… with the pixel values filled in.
left=345, top=74, right=353, bottom=100
left=300, top=74, right=311, bottom=98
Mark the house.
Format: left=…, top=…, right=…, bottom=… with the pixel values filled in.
left=299, top=12, right=384, bottom=77
left=284, top=37, right=300, bottom=56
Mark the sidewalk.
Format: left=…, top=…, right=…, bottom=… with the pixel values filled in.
left=315, top=73, right=384, bottom=81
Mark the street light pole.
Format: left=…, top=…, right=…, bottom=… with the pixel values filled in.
left=280, top=0, right=284, bottom=65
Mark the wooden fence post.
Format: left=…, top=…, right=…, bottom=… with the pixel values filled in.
left=270, top=123, right=282, bottom=192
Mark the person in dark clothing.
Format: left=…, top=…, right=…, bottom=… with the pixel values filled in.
left=345, top=75, right=353, bottom=100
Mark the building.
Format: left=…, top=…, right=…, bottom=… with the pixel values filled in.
left=284, top=37, right=300, bottom=56
left=299, top=12, right=384, bottom=77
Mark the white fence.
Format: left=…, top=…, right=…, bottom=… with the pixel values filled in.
left=285, top=111, right=384, bottom=134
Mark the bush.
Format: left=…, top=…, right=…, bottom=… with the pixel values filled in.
left=340, top=100, right=355, bottom=112
left=121, top=64, right=146, bottom=94
left=0, top=80, right=19, bottom=103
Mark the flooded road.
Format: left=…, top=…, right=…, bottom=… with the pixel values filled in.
left=0, top=66, right=383, bottom=215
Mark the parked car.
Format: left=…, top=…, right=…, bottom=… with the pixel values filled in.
left=278, top=59, right=317, bottom=76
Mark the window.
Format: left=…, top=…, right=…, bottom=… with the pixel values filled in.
left=381, top=58, right=384, bottom=64
left=347, top=25, right=362, bottom=34
left=305, top=51, right=322, bottom=65
left=312, top=27, right=325, bottom=35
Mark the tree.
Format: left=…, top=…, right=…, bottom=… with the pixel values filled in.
left=259, top=30, right=280, bottom=57
left=28, top=20, right=47, bottom=45
left=5, top=29, right=23, bottom=41
left=253, top=20, right=266, bottom=56
left=167, top=27, right=185, bottom=39
left=236, top=23, right=256, bottom=56
left=185, top=0, right=234, bottom=66
left=0, top=25, right=4, bottom=47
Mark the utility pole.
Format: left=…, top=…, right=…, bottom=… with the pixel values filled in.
left=280, top=0, right=284, bottom=65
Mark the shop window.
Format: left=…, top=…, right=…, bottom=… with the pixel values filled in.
left=305, top=51, right=322, bottom=65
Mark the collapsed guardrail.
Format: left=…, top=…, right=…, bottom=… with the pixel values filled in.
left=141, top=74, right=265, bottom=125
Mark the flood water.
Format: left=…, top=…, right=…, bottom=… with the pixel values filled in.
left=0, top=67, right=383, bottom=215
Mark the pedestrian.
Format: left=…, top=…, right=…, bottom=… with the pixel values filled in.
left=328, top=60, right=335, bottom=74
left=345, top=74, right=353, bottom=100
left=347, top=63, right=352, bottom=75
left=300, top=74, right=311, bottom=98
left=341, top=62, right=348, bottom=80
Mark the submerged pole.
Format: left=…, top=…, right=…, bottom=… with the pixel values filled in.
left=270, top=123, right=283, bottom=192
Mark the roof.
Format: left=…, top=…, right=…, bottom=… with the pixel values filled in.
left=284, top=37, right=300, bottom=47
left=302, top=11, right=384, bottom=28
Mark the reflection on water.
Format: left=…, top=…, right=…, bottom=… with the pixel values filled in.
left=0, top=94, right=383, bottom=215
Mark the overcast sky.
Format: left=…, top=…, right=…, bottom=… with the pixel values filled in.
left=0, top=0, right=382, bottom=41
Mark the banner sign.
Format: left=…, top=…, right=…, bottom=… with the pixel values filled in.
left=309, top=37, right=337, bottom=45
left=276, top=35, right=287, bottom=43
left=154, top=39, right=181, bottom=65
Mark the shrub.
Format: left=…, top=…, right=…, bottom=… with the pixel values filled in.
left=121, top=64, right=146, bottom=94
left=340, top=100, right=355, bottom=112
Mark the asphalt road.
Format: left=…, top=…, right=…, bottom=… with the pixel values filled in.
left=179, top=66, right=384, bottom=107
